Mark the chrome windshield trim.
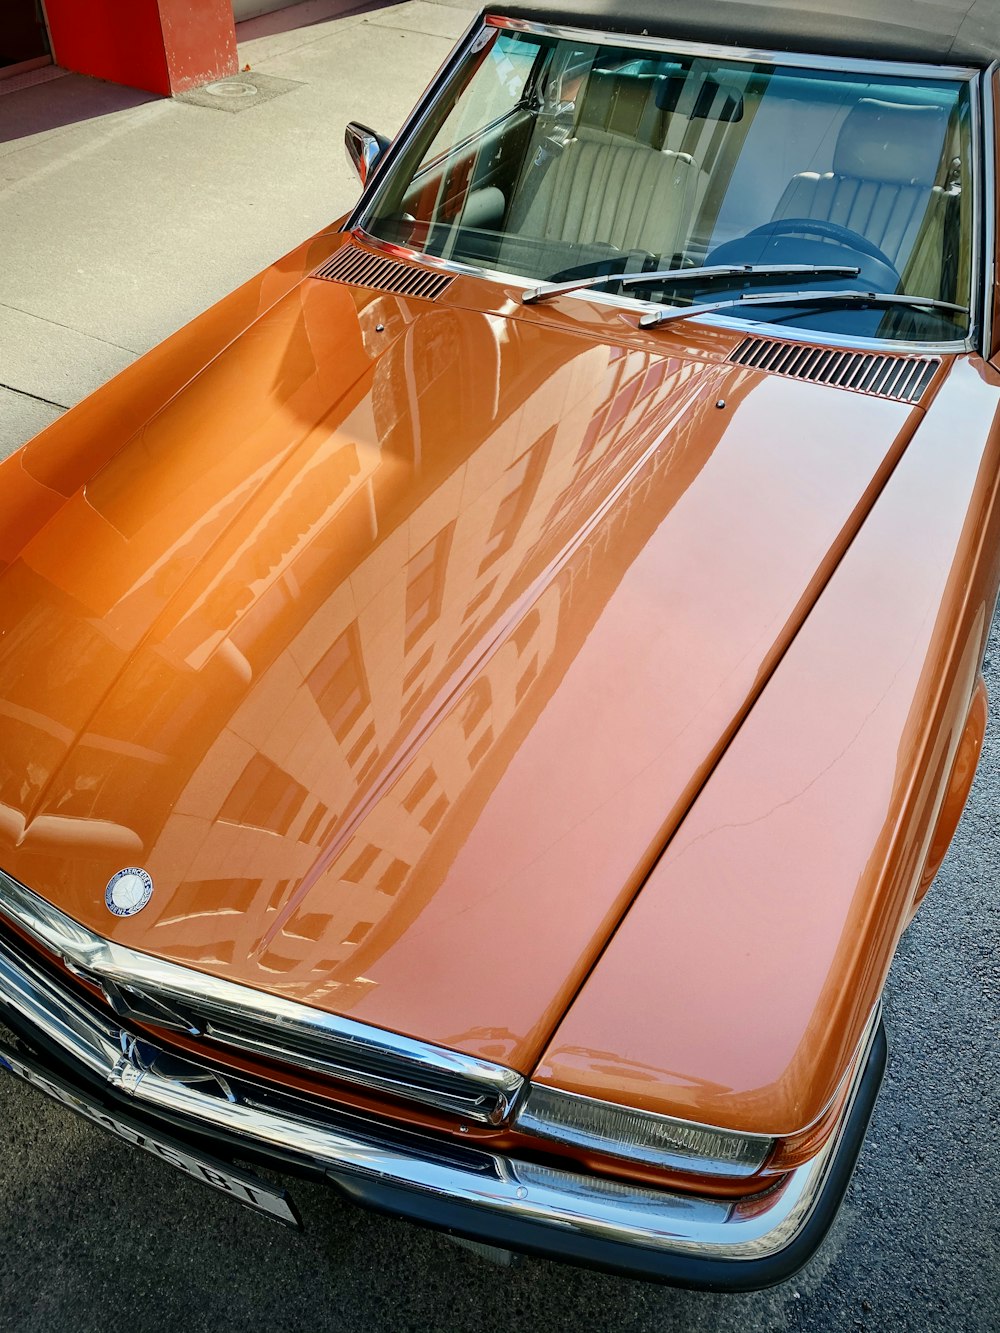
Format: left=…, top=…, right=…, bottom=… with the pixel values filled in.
left=344, top=12, right=485, bottom=236
left=980, top=62, right=998, bottom=360
left=682, top=312, right=971, bottom=356
left=0, top=923, right=884, bottom=1265
left=350, top=228, right=495, bottom=282
left=0, top=870, right=523, bottom=1125
left=484, top=15, right=980, bottom=80
left=347, top=19, right=982, bottom=354
left=638, top=289, right=970, bottom=330
left=968, top=69, right=986, bottom=353
left=522, top=263, right=861, bottom=305
left=348, top=231, right=973, bottom=355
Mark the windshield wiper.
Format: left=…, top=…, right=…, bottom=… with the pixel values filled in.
left=522, top=263, right=861, bottom=305
left=638, top=288, right=969, bottom=330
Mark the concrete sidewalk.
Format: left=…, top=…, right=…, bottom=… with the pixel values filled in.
left=0, top=0, right=477, bottom=457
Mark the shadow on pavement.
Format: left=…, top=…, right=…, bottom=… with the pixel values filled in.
left=235, top=0, right=400, bottom=46
left=0, top=73, right=158, bottom=147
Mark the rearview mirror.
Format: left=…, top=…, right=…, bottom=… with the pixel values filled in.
left=345, top=122, right=391, bottom=188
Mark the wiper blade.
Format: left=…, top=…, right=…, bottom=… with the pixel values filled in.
left=638, top=288, right=969, bottom=329
left=522, top=263, right=860, bottom=305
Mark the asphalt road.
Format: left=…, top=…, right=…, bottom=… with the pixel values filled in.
left=0, top=636, right=998, bottom=1333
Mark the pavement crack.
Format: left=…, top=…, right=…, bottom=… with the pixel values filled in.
left=0, top=299, right=141, bottom=355
left=0, top=381, right=69, bottom=410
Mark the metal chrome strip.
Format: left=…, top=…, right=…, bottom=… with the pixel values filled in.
left=349, top=230, right=973, bottom=355
left=0, top=924, right=882, bottom=1264
left=0, top=870, right=523, bottom=1124
left=483, top=15, right=980, bottom=80
left=684, top=313, right=970, bottom=356
left=980, top=62, right=998, bottom=360
left=346, top=16, right=980, bottom=354
left=343, top=12, right=485, bottom=236
left=515, top=1081, right=774, bottom=1178
left=967, top=70, right=985, bottom=354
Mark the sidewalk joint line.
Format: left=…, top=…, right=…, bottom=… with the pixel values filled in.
left=0, top=382, right=69, bottom=410
left=0, top=300, right=141, bottom=356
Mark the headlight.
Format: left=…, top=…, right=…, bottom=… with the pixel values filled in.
left=514, top=1083, right=774, bottom=1178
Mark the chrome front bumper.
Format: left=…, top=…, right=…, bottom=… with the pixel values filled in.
left=0, top=926, right=885, bottom=1290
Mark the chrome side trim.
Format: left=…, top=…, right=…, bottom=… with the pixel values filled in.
left=0, top=923, right=883, bottom=1265
left=981, top=62, right=998, bottom=361
left=0, top=870, right=523, bottom=1125
left=968, top=70, right=985, bottom=353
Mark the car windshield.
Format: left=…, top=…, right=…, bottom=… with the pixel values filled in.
left=361, top=25, right=976, bottom=344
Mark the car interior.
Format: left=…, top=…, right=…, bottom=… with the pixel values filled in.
left=367, top=33, right=971, bottom=336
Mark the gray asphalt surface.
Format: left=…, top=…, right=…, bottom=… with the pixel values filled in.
left=1, top=613, right=997, bottom=1332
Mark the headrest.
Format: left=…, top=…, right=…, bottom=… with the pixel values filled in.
left=575, top=69, right=659, bottom=137
left=656, top=76, right=744, bottom=122
left=833, top=98, right=949, bottom=186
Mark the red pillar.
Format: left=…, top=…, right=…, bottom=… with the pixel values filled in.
left=43, top=0, right=238, bottom=96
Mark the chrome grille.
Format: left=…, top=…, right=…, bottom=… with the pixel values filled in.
left=0, top=870, right=522, bottom=1125
left=729, top=336, right=939, bottom=404
left=313, top=244, right=454, bottom=300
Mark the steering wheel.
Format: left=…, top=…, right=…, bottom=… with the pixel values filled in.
left=724, top=218, right=902, bottom=283
left=743, top=218, right=900, bottom=272
left=709, top=218, right=906, bottom=294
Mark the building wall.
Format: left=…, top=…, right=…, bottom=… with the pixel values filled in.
left=42, top=0, right=237, bottom=95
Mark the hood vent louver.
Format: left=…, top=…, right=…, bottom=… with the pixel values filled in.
left=729, top=336, right=939, bottom=404
left=313, top=244, right=455, bottom=301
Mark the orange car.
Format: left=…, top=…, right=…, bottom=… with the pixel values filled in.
left=0, top=0, right=997, bottom=1289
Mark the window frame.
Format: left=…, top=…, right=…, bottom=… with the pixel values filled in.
left=345, top=15, right=992, bottom=356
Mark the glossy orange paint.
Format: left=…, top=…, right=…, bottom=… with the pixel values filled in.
left=534, top=354, right=1000, bottom=1137
left=0, top=227, right=988, bottom=1149
left=911, top=672, right=988, bottom=913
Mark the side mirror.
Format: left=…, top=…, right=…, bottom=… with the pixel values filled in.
left=345, top=122, right=391, bottom=188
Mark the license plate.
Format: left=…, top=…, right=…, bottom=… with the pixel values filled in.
left=0, top=1044, right=300, bottom=1228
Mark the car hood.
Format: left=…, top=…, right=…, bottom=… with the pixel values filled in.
left=0, top=271, right=926, bottom=1073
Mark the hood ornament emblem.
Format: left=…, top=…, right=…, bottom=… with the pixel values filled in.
left=105, top=867, right=154, bottom=918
